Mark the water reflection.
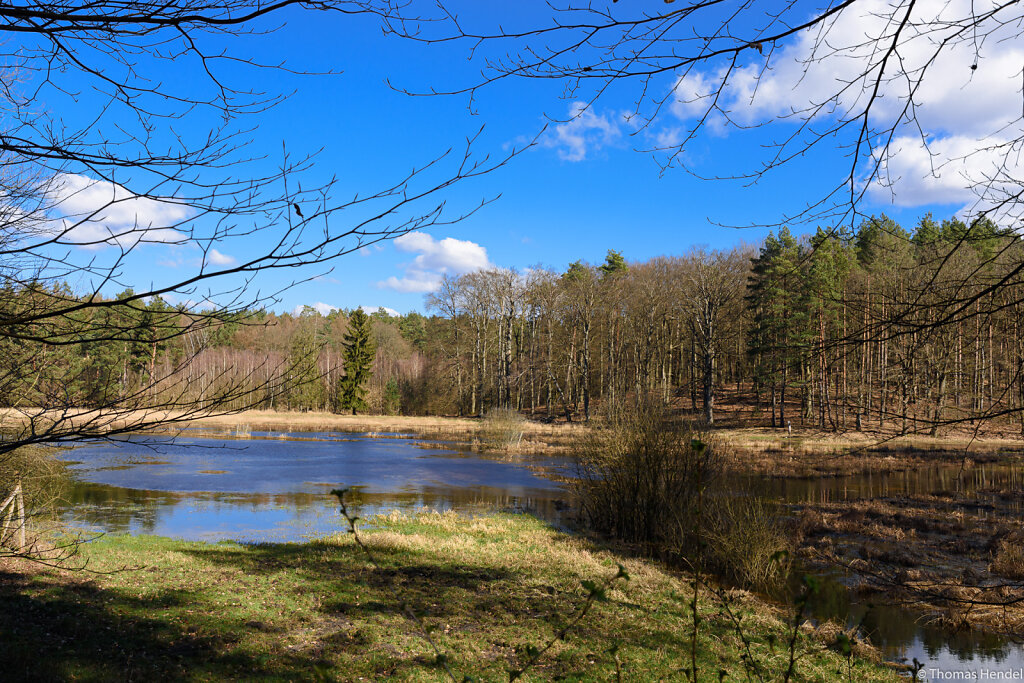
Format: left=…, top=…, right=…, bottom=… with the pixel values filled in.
left=57, top=434, right=572, bottom=542
left=796, top=572, right=1021, bottom=668
left=737, top=463, right=1023, bottom=512
left=760, top=460, right=1024, bottom=678
left=61, top=482, right=571, bottom=542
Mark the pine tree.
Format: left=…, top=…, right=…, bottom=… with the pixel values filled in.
left=598, top=249, right=628, bottom=278
left=747, top=227, right=807, bottom=428
left=337, top=307, right=376, bottom=415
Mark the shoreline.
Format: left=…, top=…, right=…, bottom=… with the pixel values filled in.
left=10, top=407, right=1023, bottom=642
left=7, top=407, right=1024, bottom=470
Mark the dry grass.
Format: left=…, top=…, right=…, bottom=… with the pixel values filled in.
left=0, top=408, right=583, bottom=451
left=6, top=406, right=1022, bottom=471
left=478, top=407, right=526, bottom=452
left=718, top=427, right=1024, bottom=476
left=796, top=495, right=1024, bottom=634
left=990, top=536, right=1024, bottom=580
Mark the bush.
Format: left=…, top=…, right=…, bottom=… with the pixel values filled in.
left=573, top=401, right=790, bottom=589
left=480, top=407, right=525, bottom=451
left=0, top=446, right=67, bottom=516
left=0, top=446, right=71, bottom=557
left=704, top=492, right=793, bottom=590
left=572, top=401, right=718, bottom=559
left=382, top=378, right=401, bottom=416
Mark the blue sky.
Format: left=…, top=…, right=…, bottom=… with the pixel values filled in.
left=33, top=1, right=1022, bottom=316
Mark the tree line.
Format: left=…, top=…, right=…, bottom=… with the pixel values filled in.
left=6, top=214, right=1023, bottom=435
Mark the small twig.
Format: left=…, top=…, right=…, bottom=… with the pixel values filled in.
left=331, top=488, right=462, bottom=683
left=508, top=563, right=630, bottom=682
left=782, top=576, right=818, bottom=683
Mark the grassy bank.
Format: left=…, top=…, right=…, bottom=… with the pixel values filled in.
left=0, top=511, right=898, bottom=681
left=717, top=428, right=1024, bottom=476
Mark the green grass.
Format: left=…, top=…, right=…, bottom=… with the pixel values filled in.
left=0, top=511, right=899, bottom=681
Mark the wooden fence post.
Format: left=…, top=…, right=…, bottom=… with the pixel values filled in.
left=1, top=480, right=25, bottom=551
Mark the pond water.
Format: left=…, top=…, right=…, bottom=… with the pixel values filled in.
left=54, top=432, right=1023, bottom=679
left=57, top=431, right=572, bottom=542
left=741, top=463, right=1024, bottom=513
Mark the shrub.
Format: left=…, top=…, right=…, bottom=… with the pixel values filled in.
left=704, top=492, right=793, bottom=590
left=573, top=401, right=790, bottom=589
left=0, top=446, right=72, bottom=557
left=572, top=400, right=718, bottom=559
left=382, top=378, right=402, bottom=416
left=480, top=407, right=525, bottom=451
left=0, top=446, right=67, bottom=517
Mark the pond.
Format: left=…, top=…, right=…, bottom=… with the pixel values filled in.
left=740, top=463, right=1024, bottom=512
left=53, top=432, right=1024, bottom=680
left=57, top=431, right=572, bottom=542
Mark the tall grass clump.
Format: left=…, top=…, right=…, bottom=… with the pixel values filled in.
left=573, top=400, right=718, bottom=559
left=480, top=407, right=525, bottom=451
left=990, top=533, right=1024, bottom=580
left=705, top=492, right=793, bottom=590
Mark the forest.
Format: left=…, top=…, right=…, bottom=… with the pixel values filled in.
left=7, top=212, right=1021, bottom=437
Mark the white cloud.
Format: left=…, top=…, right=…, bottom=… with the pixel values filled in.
left=546, top=102, right=624, bottom=161
left=44, top=173, right=192, bottom=249
left=379, top=273, right=443, bottom=293
left=668, top=0, right=1024, bottom=214
left=293, top=302, right=339, bottom=317
left=670, top=72, right=717, bottom=121
left=870, top=135, right=993, bottom=205
left=206, top=249, right=236, bottom=266
left=361, top=305, right=399, bottom=317
left=291, top=302, right=399, bottom=317
left=395, top=231, right=491, bottom=273
left=378, top=231, right=491, bottom=293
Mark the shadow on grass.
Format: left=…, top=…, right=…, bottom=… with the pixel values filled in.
left=0, top=524, right=702, bottom=681
left=0, top=568, right=326, bottom=681
left=0, top=538, right=527, bottom=681
left=184, top=540, right=527, bottom=621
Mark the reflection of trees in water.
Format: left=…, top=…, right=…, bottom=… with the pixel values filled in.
left=798, top=572, right=1015, bottom=664
left=62, top=482, right=574, bottom=538
left=740, top=463, right=1023, bottom=512
left=917, top=625, right=1013, bottom=663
